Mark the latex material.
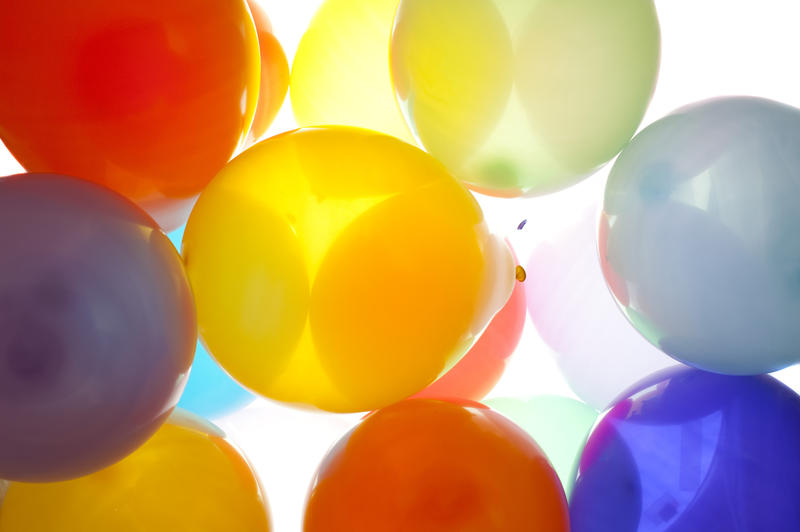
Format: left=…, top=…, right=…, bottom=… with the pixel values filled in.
left=291, top=0, right=416, bottom=144
left=304, top=399, right=569, bottom=531
left=167, top=226, right=255, bottom=419
left=571, top=369, right=800, bottom=531
left=0, top=410, right=271, bottom=532
left=527, top=208, right=678, bottom=410
left=0, top=0, right=260, bottom=229
left=413, top=250, right=526, bottom=401
left=0, top=174, right=196, bottom=482
left=601, top=96, right=800, bottom=375
left=486, top=396, right=597, bottom=497
left=390, top=0, right=660, bottom=197
left=245, top=0, right=290, bottom=145
left=184, top=127, right=514, bottom=413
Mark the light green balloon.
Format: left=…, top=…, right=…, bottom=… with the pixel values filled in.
left=485, top=396, right=597, bottom=496
left=391, top=0, right=660, bottom=196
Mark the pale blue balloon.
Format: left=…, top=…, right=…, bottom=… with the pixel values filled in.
left=601, top=96, right=800, bottom=375
left=167, top=226, right=255, bottom=419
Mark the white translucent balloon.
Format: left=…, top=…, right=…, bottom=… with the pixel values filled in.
left=526, top=206, right=680, bottom=410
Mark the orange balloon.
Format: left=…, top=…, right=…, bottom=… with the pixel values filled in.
left=304, top=400, right=569, bottom=532
left=0, top=0, right=260, bottom=229
left=245, top=0, right=290, bottom=145
left=413, top=269, right=526, bottom=402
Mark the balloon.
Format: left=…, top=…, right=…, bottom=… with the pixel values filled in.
left=244, top=0, right=290, bottom=145
left=290, top=0, right=416, bottom=144
left=601, top=96, right=800, bottom=375
left=0, top=173, right=196, bottom=482
left=183, top=127, right=514, bottom=413
left=166, top=226, right=255, bottom=419
left=413, top=246, right=526, bottom=401
left=527, top=207, right=679, bottom=410
left=0, top=0, right=260, bottom=229
left=570, top=369, right=800, bottom=531
left=0, top=410, right=271, bottom=532
left=304, top=399, right=569, bottom=531
left=390, top=0, right=660, bottom=197
left=485, top=396, right=597, bottom=497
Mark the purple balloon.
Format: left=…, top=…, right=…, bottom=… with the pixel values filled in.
left=0, top=173, right=196, bottom=482
left=571, top=369, right=800, bottom=531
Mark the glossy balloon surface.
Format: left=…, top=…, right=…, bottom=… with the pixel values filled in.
left=304, top=399, right=569, bottom=531
left=183, top=127, right=514, bottom=413
left=291, top=0, right=416, bottom=143
left=414, top=258, right=525, bottom=402
left=245, top=0, right=290, bottom=145
left=527, top=208, right=678, bottom=410
left=0, top=174, right=196, bottom=482
left=0, top=0, right=260, bottom=228
left=0, top=411, right=271, bottom=532
left=601, top=96, right=800, bottom=375
left=486, top=396, right=597, bottom=496
left=167, top=226, right=255, bottom=419
left=571, top=369, right=800, bottom=531
left=390, top=0, right=659, bottom=196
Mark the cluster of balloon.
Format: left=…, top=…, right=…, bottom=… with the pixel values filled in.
left=290, top=0, right=415, bottom=143
left=304, top=399, right=569, bottom=531
left=0, top=174, right=196, bottom=482
left=183, top=127, right=515, bottom=413
left=485, top=396, right=597, bottom=496
left=526, top=207, right=680, bottom=410
left=571, top=369, right=800, bottom=531
left=389, top=0, right=660, bottom=197
left=413, top=244, right=526, bottom=402
left=0, top=410, right=271, bottom=531
left=601, top=96, right=800, bottom=375
left=166, top=226, right=255, bottom=420
left=0, top=0, right=289, bottom=230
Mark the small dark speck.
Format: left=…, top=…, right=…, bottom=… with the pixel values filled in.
left=515, top=265, right=527, bottom=282
left=517, top=219, right=527, bottom=230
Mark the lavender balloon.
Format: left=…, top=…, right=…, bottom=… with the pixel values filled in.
left=571, top=369, right=800, bottom=531
left=601, top=96, right=800, bottom=375
left=0, top=174, right=196, bottom=482
left=527, top=206, right=679, bottom=410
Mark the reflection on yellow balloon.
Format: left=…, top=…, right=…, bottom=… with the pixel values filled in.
left=290, top=0, right=416, bottom=144
left=0, top=410, right=270, bottom=532
left=183, top=127, right=514, bottom=413
left=391, top=0, right=660, bottom=197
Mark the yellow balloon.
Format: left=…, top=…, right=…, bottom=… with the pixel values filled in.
left=390, top=0, right=660, bottom=197
left=0, top=410, right=270, bottom=532
left=182, top=127, right=514, bottom=413
left=290, top=0, right=416, bottom=144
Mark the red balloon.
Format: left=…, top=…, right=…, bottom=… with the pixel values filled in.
left=304, top=399, right=569, bottom=532
left=244, top=0, right=289, bottom=145
left=0, top=0, right=261, bottom=229
left=413, top=249, right=526, bottom=401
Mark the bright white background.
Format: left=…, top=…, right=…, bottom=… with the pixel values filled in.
left=3, top=1, right=800, bottom=530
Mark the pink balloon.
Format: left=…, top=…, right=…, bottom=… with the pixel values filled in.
left=413, top=248, right=526, bottom=402
left=526, top=208, right=679, bottom=410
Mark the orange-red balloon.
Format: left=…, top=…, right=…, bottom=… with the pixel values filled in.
left=245, top=0, right=290, bottom=145
left=304, top=399, right=569, bottom=532
left=0, top=0, right=260, bottom=229
left=413, top=265, right=526, bottom=401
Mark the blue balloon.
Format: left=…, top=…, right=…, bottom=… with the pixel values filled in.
left=600, top=96, right=800, bottom=375
left=570, top=369, right=800, bottom=531
left=168, top=226, right=255, bottom=419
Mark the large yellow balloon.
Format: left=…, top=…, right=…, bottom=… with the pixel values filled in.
left=0, top=411, right=270, bottom=532
left=182, top=127, right=514, bottom=413
left=390, top=0, right=660, bottom=197
left=290, top=0, right=416, bottom=144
